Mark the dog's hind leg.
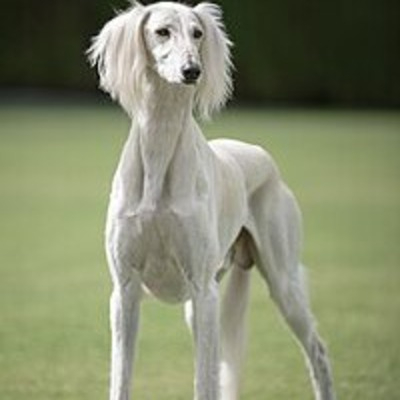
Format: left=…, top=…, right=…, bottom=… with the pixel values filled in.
left=249, top=182, right=336, bottom=400
left=219, top=231, right=253, bottom=400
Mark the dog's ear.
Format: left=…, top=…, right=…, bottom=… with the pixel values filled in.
left=194, top=3, right=233, bottom=119
left=87, top=3, right=148, bottom=115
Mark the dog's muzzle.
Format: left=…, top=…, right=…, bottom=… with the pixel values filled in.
left=182, top=63, right=201, bottom=85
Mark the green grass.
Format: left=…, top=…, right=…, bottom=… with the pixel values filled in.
left=0, top=104, right=399, bottom=399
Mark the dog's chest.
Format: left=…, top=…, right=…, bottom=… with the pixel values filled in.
left=110, top=207, right=212, bottom=303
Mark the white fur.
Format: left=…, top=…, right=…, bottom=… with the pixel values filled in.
left=88, top=2, right=336, bottom=400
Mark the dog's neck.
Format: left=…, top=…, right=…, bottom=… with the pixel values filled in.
left=136, top=74, right=195, bottom=129
left=124, top=74, right=199, bottom=211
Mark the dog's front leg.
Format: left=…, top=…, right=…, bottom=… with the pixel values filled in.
left=109, top=274, right=142, bottom=400
left=191, top=282, right=220, bottom=400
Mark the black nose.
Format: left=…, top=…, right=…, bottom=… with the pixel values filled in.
left=182, top=65, right=201, bottom=84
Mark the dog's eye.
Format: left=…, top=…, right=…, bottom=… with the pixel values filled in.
left=156, top=28, right=170, bottom=38
left=193, top=28, right=203, bottom=39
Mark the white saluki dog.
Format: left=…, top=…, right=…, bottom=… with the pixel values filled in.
left=88, top=2, right=336, bottom=400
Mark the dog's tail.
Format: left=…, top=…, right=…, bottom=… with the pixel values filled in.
left=220, top=265, right=251, bottom=400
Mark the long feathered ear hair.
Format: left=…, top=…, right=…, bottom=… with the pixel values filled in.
left=194, top=3, right=233, bottom=119
left=87, top=2, right=148, bottom=116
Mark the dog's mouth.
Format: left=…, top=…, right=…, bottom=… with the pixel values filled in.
left=182, top=77, right=200, bottom=85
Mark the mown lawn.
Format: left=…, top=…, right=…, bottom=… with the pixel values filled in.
left=0, top=104, right=399, bottom=399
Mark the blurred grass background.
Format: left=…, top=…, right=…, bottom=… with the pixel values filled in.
left=0, top=104, right=399, bottom=399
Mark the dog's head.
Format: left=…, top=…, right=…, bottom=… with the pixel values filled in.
left=88, top=2, right=233, bottom=118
